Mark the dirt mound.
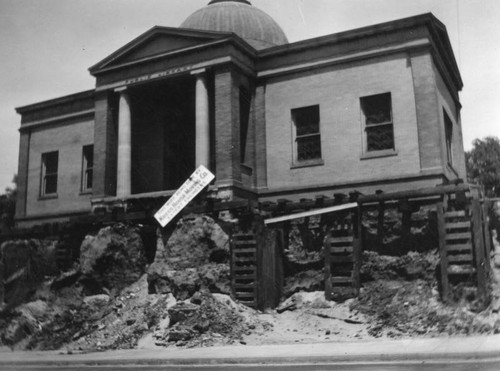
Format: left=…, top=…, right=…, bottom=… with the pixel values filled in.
left=79, top=224, right=146, bottom=296
left=360, top=250, right=439, bottom=282
left=1, top=239, right=58, bottom=308
left=148, top=215, right=231, bottom=299
left=153, top=292, right=261, bottom=347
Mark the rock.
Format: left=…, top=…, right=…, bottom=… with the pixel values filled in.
left=156, top=216, right=229, bottom=270
left=276, top=301, right=297, bottom=314
left=3, top=311, right=39, bottom=345
left=147, top=266, right=199, bottom=299
left=147, top=263, right=230, bottom=299
left=1, top=239, right=59, bottom=307
left=283, top=269, right=324, bottom=298
left=167, top=326, right=194, bottom=342
left=79, top=224, right=146, bottom=295
left=193, top=319, right=210, bottom=333
left=168, top=302, right=199, bottom=325
left=492, top=298, right=500, bottom=313
left=83, top=294, right=110, bottom=307
left=190, top=292, right=203, bottom=305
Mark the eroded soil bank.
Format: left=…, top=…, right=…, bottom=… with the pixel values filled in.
left=0, top=213, right=499, bottom=352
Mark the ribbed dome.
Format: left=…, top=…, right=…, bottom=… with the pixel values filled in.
left=180, top=0, right=288, bottom=50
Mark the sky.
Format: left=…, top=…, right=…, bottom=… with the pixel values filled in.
left=0, top=0, right=499, bottom=191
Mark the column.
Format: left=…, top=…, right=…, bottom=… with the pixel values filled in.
left=192, top=69, right=210, bottom=168
left=116, top=88, right=132, bottom=197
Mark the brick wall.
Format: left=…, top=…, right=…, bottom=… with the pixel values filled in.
left=264, top=53, right=421, bottom=192
left=434, top=65, right=467, bottom=180
left=15, top=131, right=30, bottom=219
left=214, top=68, right=241, bottom=187
left=93, top=92, right=117, bottom=197
left=410, top=51, right=443, bottom=171
left=25, top=118, right=94, bottom=218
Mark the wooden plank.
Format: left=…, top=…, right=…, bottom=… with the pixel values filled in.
left=445, top=221, right=471, bottom=229
left=234, top=274, right=256, bottom=280
left=444, top=210, right=466, bottom=218
left=330, top=246, right=354, bottom=254
left=472, top=200, right=488, bottom=301
left=446, top=243, right=472, bottom=252
left=234, top=283, right=255, bottom=289
left=329, top=236, right=354, bottom=243
left=448, top=265, right=475, bottom=275
left=437, top=202, right=450, bottom=302
left=447, top=254, right=473, bottom=263
left=482, top=202, right=492, bottom=275
left=331, top=276, right=353, bottom=284
left=358, top=183, right=470, bottom=204
left=352, top=206, right=362, bottom=296
left=264, top=203, right=358, bottom=225
left=330, top=255, right=354, bottom=263
left=377, top=201, right=385, bottom=248
left=232, top=248, right=256, bottom=253
left=235, top=293, right=256, bottom=298
left=324, top=229, right=332, bottom=301
left=232, top=240, right=257, bottom=245
left=233, top=257, right=257, bottom=262
left=445, top=232, right=471, bottom=240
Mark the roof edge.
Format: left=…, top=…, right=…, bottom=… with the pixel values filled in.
left=259, top=13, right=462, bottom=90
left=16, top=89, right=95, bottom=114
left=89, top=26, right=235, bottom=74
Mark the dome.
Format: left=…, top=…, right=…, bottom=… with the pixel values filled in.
left=180, top=0, right=288, bottom=50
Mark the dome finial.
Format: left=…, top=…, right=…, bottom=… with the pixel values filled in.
left=208, top=0, right=251, bottom=5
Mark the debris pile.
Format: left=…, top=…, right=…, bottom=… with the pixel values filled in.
left=147, top=215, right=231, bottom=299
left=153, top=292, right=261, bottom=347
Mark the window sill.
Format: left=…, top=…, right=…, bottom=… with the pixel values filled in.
left=240, top=163, right=253, bottom=176
left=446, top=163, right=459, bottom=177
left=38, top=194, right=58, bottom=201
left=79, top=190, right=93, bottom=196
left=360, top=149, right=398, bottom=160
left=291, top=159, right=324, bottom=169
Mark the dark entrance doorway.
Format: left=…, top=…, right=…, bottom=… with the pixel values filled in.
left=130, top=76, right=196, bottom=193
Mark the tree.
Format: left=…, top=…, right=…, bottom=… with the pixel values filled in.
left=0, top=175, right=17, bottom=232
left=465, top=137, right=500, bottom=197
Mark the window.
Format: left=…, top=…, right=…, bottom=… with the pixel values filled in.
left=361, top=93, right=394, bottom=152
left=292, top=105, right=322, bottom=162
left=41, top=151, right=58, bottom=196
left=239, top=87, right=251, bottom=163
left=443, top=109, right=453, bottom=165
left=82, top=145, right=93, bottom=192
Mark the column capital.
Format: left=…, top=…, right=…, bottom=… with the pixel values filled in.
left=190, top=68, right=207, bottom=76
left=114, top=86, right=128, bottom=93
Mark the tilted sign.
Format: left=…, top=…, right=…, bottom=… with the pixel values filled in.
left=154, top=165, right=215, bottom=227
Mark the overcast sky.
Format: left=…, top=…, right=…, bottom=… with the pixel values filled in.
left=0, top=0, right=499, bottom=191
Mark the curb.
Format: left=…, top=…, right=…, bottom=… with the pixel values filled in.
left=1, top=335, right=500, bottom=367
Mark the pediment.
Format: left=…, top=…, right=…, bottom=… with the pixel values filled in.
left=89, top=27, right=231, bottom=74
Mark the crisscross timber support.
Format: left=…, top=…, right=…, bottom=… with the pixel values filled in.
left=359, top=183, right=491, bottom=305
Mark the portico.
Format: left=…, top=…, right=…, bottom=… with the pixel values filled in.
left=113, top=70, right=211, bottom=198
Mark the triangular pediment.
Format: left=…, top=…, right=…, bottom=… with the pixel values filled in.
left=89, top=26, right=232, bottom=74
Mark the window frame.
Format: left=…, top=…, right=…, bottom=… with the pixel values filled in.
left=443, top=109, right=454, bottom=167
left=40, top=151, right=58, bottom=198
left=291, top=104, right=323, bottom=167
left=81, top=144, right=94, bottom=193
left=360, top=92, right=396, bottom=157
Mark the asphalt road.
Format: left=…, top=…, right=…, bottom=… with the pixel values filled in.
left=2, top=359, right=500, bottom=371
left=1, top=335, right=499, bottom=370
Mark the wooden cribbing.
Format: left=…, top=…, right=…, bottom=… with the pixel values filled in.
left=437, top=201, right=449, bottom=302
left=472, top=200, right=488, bottom=302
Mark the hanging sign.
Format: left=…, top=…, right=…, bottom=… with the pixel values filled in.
left=154, top=165, right=215, bottom=227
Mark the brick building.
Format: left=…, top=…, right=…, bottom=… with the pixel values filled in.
left=14, top=0, right=466, bottom=227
